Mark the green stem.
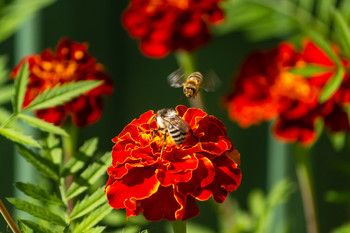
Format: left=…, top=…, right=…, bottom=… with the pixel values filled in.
left=0, top=200, right=21, bottom=233
left=171, top=220, right=186, bottom=233
left=62, top=121, right=78, bottom=214
left=293, top=144, right=319, bottom=233
left=175, top=51, right=205, bottom=110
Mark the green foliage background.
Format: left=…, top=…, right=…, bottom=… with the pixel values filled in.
left=0, top=0, right=350, bottom=233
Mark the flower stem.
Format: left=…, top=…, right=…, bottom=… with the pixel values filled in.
left=175, top=51, right=205, bottom=110
left=293, top=144, right=319, bottom=233
left=171, top=220, right=187, bottom=233
left=0, top=200, right=21, bottom=233
left=62, top=121, right=78, bottom=214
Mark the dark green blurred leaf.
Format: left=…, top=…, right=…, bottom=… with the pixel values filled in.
left=319, top=67, right=344, bottom=103
left=7, top=198, right=66, bottom=226
left=0, top=0, right=56, bottom=43
left=0, top=55, right=9, bottom=85
left=66, top=151, right=111, bottom=199
left=12, top=62, right=28, bottom=114
left=289, top=65, right=329, bottom=77
left=15, top=182, right=63, bottom=206
left=21, top=219, right=55, bottom=233
left=69, top=186, right=106, bottom=220
left=317, top=0, right=336, bottom=25
left=19, top=113, right=69, bottom=136
left=0, top=127, right=40, bottom=148
left=26, top=80, right=103, bottom=111
left=73, top=203, right=112, bottom=233
left=326, top=190, right=350, bottom=203
left=16, top=143, right=59, bottom=181
left=62, top=137, right=98, bottom=176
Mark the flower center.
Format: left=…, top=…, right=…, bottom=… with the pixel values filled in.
left=146, top=0, right=190, bottom=12
left=274, top=72, right=312, bottom=101
left=32, top=56, right=79, bottom=88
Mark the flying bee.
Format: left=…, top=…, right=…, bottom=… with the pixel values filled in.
left=167, top=69, right=221, bottom=99
left=150, top=108, right=197, bottom=154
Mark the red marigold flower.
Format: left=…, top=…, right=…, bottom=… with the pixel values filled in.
left=225, top=39, right=350, bottom=145
left=122, top=0, right=224, bottom=58
left=105, top=105, right=241, bottom=221
left=11, top=38, right=113, bottom=127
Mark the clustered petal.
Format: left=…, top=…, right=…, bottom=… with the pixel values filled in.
left=105, top=105, right=241, bottom=221
left=11, top=38, right=113, bottom=127
left=122, top=0, right=224, bottom=57
left=225, top=39, right=350, bottom=145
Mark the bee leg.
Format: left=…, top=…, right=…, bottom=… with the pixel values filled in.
left=189, top=129, right=198, bottom=142
left=151, top=128, right=159, bottom=141
left=160, top=130, right=167, bottom=156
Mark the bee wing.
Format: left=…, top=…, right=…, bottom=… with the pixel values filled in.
left=169, top=115, right=190, bottom=132
left=167, top=68, right=185, bottom=88
left=201, top=70, right=221, bottom=92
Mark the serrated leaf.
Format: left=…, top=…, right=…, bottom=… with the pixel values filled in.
left=333, top=8, right=350, bottom=56
left=70, top=186, right=106, bottom=220
left=21, top=219, right=55, bottom=233
left=15, top=182, right=63, bottom=206
left=289, top=65, right=329, bottom=76
left=18, top=113, right=68, bottom=136
left=62, top=137, right=98, bottom=176
left=18, top=219, right=29, bottom=233
left=16, top=143, right=59, bottom=181
left=0, top=127, right=40, bottom=147
left=66, top=151, right=111, bottom=199
left=41, top=133, right=62, bottom=165
left=26, top=80, right=103, bottom=111
left=0, top=85, right=14, bottom=105
left=7, top=198, right=66, bottom=226
left=73, top=203, right=112, bottom=233
left=319, top=66, right=345, bottom=103
left=12, top=62, right=29, bottom=114
left=84, top=226, right=106, bottom=233
left=0, top=0, right=56, bottom=43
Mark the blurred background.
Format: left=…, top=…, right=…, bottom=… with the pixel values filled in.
left=1, top=0, right=350, bottom=233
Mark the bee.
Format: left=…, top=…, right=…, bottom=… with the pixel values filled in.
left=150, top=108, right=197, bottom=154
left=167, top=69, right=221, bottom=99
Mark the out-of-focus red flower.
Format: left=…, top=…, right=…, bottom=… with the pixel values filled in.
left=11, top=38, right=113, bottom=127
left=105, top=105, right=241, bottom=221
left=122, top=0, right=224, bottom=58
left=225, top=39, right=350, bottom=145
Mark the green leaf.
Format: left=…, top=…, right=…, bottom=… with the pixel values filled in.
left=317, top=0, right=336, bottom=25
left=248, top=189, right=265, bottom=218
left=7, top=198, right=67, bottom=226
left=12, top=61, right=29, bottom=114
left=319, top=66, right=345, bottom=103
left=18, top=113, right=68, bottom=136
left=66, top=151, right=111, bottom=199
left=326, top=190, right=350, bottom=203
left=15, top=182, right=63, bottom=206
left=0, top=127, right=40, bottom=147
left=20, top=219, right=55, bottom=233
left=62, top=137, right=98, bottom=176
left=16, top=143, right=59, bottom=181
left=84, top=226, right=106, bottom=233
left=288, top=65, right=329, bottom=77
left=73, top=203, right=112, bottom=233
left=332, top=223, right=350, bottom=233
left=41, top=133, right=62, bottom=165
left=0, top=107, right=13, bottom=124
left=18, top=219, right=29, bottom=233
left=0, top=85, right=14, bottom=105
left=70, top=186, right=106, bottom=220
left=26, top=80, right=103, bottom=111
left=328, top=132, right=346, bottom=151
left=0, top=0, right=56, bottom=43
left=333, top=8, right=350, bottom=56
left=0, top=55, right=9, bottom=85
